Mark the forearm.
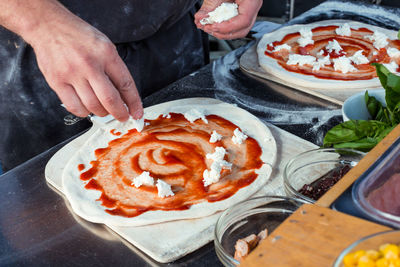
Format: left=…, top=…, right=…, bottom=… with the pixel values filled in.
left=0, top=0, right=79, bottom=45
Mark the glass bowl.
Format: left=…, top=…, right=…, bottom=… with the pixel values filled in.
left=283, top=148, right=365, bottom=203
left=333, top=230, right=400, bottom=267
left=214, top=196, right=306, bottom=266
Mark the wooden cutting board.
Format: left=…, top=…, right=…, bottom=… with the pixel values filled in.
left=239, top=44, right=383, bottom=105
left=242, top=204, right=391, bottom=267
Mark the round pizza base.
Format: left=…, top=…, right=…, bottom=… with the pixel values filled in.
left=257, top=19, right=398, bottom=90
left=62, top=99, right=277, bottom=226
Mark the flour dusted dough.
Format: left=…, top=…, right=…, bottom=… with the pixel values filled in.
left=62, top=100, right=276, bottom=226
left=257, top=20, right=399, bottom=90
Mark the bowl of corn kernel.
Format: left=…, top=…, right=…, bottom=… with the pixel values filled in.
left=333, top=230, right=400, bottom=267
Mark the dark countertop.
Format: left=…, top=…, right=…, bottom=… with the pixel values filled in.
left=1, top=1, right=400, bottom=266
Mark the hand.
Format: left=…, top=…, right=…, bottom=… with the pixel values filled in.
left=194, top=0, right=262, bottom=40
left=26, top=10, right=143, bottom=121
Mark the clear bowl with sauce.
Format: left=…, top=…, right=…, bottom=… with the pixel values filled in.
left=352, top=138, right=400, bottom=228
left=283, top=148, right=365, bottom=203
left=214, top=196, right=306, bottom=266
left=333, top=230, right=400, bottom=267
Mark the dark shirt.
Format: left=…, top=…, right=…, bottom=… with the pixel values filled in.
left=0, top=1, right=207, bottom=172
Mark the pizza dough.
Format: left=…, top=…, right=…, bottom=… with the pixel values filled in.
left=62, top=101, right=276, bottom=226
left=257, top=20, right=400, bottom=90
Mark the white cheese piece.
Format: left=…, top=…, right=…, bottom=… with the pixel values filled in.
left=184, top=109, right=208, bottom=124
left=349, top=50, right=369, bottom=65
left=200, top=3, right=238, bottom=25
left=287, top=54, right=316, bottom=66
left=373, top=51, right=378, bottom=56
left=156, top=179, right=174, bottom=198
left=297, top=27, right=314, bottom=47
left=387, top=47, right=400, bottom=58
left=232, top=128, right=248, bottom=145
left=335, top=23, right=351, bottom=36
left=383, top=61, right=399, bottom=73
left=206, top=146, right=227, bottom=161
left=326, top=39, right=343, bottom=54
left=312, top=55, right=331, bottom=71
left=365, top=31, right=389, bottom=49
left=209, top=130, right=223, bottom=143
left=162, top=113, right=171, bottom=119
left=272, top=44, right=291, bottom=52
left=317, top=50, right=325, bottom=56
left=132, top=171, right=155, bottom=188
left=332, top=56, right=357, bottom=73
left=203, top=147, right=232, bottom=186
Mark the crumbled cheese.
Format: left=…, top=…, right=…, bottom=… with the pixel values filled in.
left=387, top=47, right=400, bottom=58
left=373, top=51, right=378, bottom=56
left=209, top=130, right=223, bottom=143
left=232, top=128, right=248, bottom=145
left=287, top=54, right=316, bottom=66
left=335, top=23, right=351, bottom=36
left=132, top=171, right=155, bottom=188
left=200, top=3, right=238, bottom=25
left=184, top=109, right=208, bottom=124
left=203, top=147, right=232, bottom=186
left=156, top=179, right=174, bottom=198
left=206, top=146, right=227, bottom=161
left=365, top=31, right=389, bottom=49
left=317, top=50, right=325, bottom=56
left=349, top=50, right=369, bottom=65
left=312, top=55, right=331, bottom=71
left=383, top=61, right=399, bottom=73
left=162, top=113, right=171, bottom=119
left=326, top=39, right=343, bottom=54
left=145, top=122, right=150, bottom=126
left=332, top=56, right=357, bottom=73
left=273, top=44, right=291, bottom=52
left=297, top=28, right=314, bottom=47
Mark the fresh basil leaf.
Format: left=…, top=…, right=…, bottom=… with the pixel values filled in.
left=387, top=73, right=400, bottom=93
left=372, top=63, right=390, bottom=88
left=365, top=91, right=383, bottom=119
left=333, top=137, right=378, bottom=152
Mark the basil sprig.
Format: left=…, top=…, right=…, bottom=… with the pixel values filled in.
left=323, top=63, right=400, bottom=152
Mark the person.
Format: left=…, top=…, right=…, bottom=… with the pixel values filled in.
left=0, top=0, right=262, bottom=173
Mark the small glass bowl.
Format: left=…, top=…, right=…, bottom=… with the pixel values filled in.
left=214, top=196, right=306, bottom=266
left=283, top=148, right=365, bottom=203
left=333, top=230, right=400, bottom=267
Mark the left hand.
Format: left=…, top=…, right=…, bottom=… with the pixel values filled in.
left=194, top=0, right=263, bottom=40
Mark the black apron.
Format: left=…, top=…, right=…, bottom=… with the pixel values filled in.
left=0, top=1, right=208, bottom=172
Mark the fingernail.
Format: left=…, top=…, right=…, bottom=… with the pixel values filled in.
left=133, top=109, right=144, bottom=119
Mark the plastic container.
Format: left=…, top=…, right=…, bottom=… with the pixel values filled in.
left=353, top=138, right=400, bottom=228
left=214, top=196, right=306, bottom=266
left=333, top=230, right=400, bottom=267
left=284, top=148, right=365, bottom=203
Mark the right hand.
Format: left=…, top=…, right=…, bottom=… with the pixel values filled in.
left=26, top=13, right=143, bottom=121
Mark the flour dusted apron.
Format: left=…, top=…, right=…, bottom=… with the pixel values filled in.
left=0, top=0, right=207, bottom=172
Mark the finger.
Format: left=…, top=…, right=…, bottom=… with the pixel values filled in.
left=105, top=55, right=144, bottom=119
left=73, top=79, right=108, bottom=117
left=88, top=72, right=130, bottom=122
left=211, top=27, right=251, bottom=40
left=54, top=83, right=90, bottom=117
left=211, top=14, right=255, bottom=35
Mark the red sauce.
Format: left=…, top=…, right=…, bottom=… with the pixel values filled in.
left=77, top=164, right=85, bottom=171
left=264, top=25, right=400, bottom=81
left=110, top=129, right=122, bottom=136
left=78, top=113, right=264, bottom=217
